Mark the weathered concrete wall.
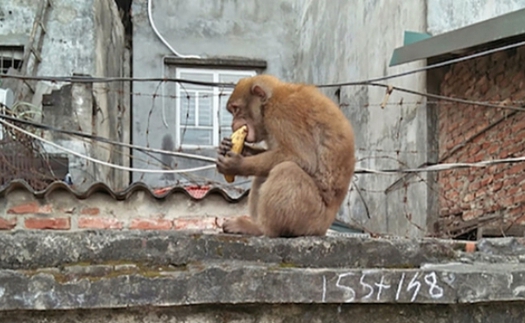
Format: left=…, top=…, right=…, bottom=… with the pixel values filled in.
left=130, top=0, right=304, bottom=187
left=0, top=231, right=525, bottom=322
left=0, top=0, right=129, bottom=190
left=2, top=304, right=524, bottom=323
left=427, top=0, right=525, bottom=35
left=41, top=82, right=97, bottom=188
left=295, top=1, right=430, bottom=237
left=0, top=0, right=95, bottom=77
left=92, top=0, right=130, bottom=189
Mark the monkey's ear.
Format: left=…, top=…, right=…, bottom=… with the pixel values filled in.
left=251, top=83, right=272, bottom=103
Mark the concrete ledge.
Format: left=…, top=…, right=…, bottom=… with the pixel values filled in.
left=0, top=231, right=481, bottom=270
left=0, top=231, right=525, bottom=312
left=2, top=262, right=525, bottom=310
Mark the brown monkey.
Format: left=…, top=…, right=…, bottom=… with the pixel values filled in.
left=217, top=74, right=355, bottom=238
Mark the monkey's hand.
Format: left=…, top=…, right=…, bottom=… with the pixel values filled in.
left=217, top=151, right=244, bottom=176
left=218, top=137, right=265, bottom=157
left=217, top=137, right=233, bottom=156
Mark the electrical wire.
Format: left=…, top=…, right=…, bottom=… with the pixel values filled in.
left=2, top=39, right=524, bottom=176
left=0, top=119, right=216, bottom=174
left=147, top=0, right=201, bottom=59
left=3, top=115, right=525, bottom=176
left=0, top=112, right=216, bottom=163
left=0, top=74, right=234, bottom=87
left=2, top=38, right=523, bottom=89
left=317, top=39, right=525, bottom=87
left=365, top=82, right=525, bottom=111
left=356, top=156, right=525, bottom=175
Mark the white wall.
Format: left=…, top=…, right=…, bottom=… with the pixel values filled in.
left=296, top=1, right=430, bottom=236
left=428, top=0, right=525, bottom=35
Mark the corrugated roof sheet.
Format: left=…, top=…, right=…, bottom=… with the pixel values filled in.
left=0, top=179, right=248, bottom=202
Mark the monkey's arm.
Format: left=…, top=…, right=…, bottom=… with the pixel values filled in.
left=242, top=145, right=266, bottom=156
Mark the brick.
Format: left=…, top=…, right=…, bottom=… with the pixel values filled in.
left=453, top=180, right=465, bottom=190
left=475, top=75, right=489, bottom=94
left=515, top=174, right=525, bottom=185
left=468, top=144, right=482, bottom=156
left=0, top=217, right=17, bottom=230
left=480, top=176, right=494, bottom=187
left=446, top=190, right=460, bottom=201
left=507, top=163, right=525, bottom=175
left=511, top=120, right=525, bottom=134
left=500, top=145, right=520, bottom=158
left=25, top=217, right=70, bottom=230
left=475, top=188, right=487, bottom=198
left=494, top=171, right=505, bottom=181
left=515, top=215, right=525, bottom=225
left=502, top=178, right=515, bottom=188
left=130, top=218, right=172, bottom=230
left=509, top=205, right=525, bottom=218
left=511, top=70, right=524, bottom=84
left=514, top=192, right=525, bottom=205
left=507, top=186, right=520, bottom=196
left=78, top=217, right=123, bottom=229
left=491, top=180, right=504, bottom=192
left=462, top=209, right=484, bottom=221
left=487, top=144, right=500, bottom=155
left=499, top=195, right=514, bottom=207
left=512, top=88, right=525, bottom=100
left=173, top=217, right=225, bottom=231
left=7, top=201, right=52, bottom=215
left=499, top=74, right=511, bottom=89
left=468, top=181, right=481, bottom=191
left=80, top=207, right=100, bottom=216
left=463, top=193, right=475, bottom=203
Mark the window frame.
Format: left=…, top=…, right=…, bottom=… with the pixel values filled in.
left=174, top=68, right=256, bottom=149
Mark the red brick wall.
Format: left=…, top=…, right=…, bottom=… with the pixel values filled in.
left=0, top=200, right=232, bottom=231
left=0, top=186, right=247, bottom=232
left=438, top=45, right=525, bottom=236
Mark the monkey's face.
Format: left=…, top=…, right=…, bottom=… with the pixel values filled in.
left=226, top=78, right=266, bottom=143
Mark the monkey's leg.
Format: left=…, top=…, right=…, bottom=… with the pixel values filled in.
left=248, top=176, right=267, bottom=221
left=222, top=176, right=267, bottom=236
left=257, top=161, right=332, bottom=237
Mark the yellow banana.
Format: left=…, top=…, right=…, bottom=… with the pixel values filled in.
left=224, top=125, right=248, bottom=183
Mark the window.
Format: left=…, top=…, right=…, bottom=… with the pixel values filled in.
left=175, top=68, right=256, bottom=148
left=0, top=47, right=23, bottom=74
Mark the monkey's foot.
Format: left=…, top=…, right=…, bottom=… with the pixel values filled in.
left=222, top=216, right=263, bottom=236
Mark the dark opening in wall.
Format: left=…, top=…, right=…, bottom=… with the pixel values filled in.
left=114, top=0, right=132, bottom=48
left=0, top=46, right=23, bottom=74
left=454, top=228, right=478, bottom=241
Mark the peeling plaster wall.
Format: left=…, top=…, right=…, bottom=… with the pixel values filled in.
left=92, top=0, right=129, bottom=189
left=0, top=0, right=129, bottom=190
left=0, top=0, right=95, bottom=77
